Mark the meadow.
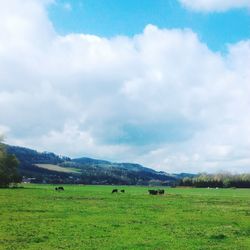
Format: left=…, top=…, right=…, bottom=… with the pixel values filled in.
left=0, top=185, right=249, bottom=250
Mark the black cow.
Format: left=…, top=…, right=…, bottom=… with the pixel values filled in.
left=158, top=189, right=165, bottom=195
left=112, top=189, right=118, bottom=193
left=120, top=189, right=125, bottom=193
left=55, top=186, right=64, bottom=191
left=148, top=190, right=158, bottom=195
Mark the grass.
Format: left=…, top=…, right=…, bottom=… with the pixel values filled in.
left=0, top=185, right=249, bottom=250
left=34, top=164, right=79, bottom=173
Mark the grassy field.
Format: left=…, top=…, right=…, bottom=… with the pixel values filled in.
left=0, top=185, right=249, bottom=250
left=34, top=164, right=79, bottom=173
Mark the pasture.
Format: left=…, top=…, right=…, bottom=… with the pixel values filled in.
left=0, top=185, right=249, bottom=250
left=34, top=164, right=80, bottom=173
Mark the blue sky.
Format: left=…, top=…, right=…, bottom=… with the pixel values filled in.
left=48, top=0, right=250, bottom=52
left=0, top=0, right=250, bottom=173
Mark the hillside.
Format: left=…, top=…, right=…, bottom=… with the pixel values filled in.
left=5, top=144, right=178, bottom=185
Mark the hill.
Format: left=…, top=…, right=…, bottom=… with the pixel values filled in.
left=5, top=144, right=178, bottom=185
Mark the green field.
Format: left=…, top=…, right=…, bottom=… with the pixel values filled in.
left=0, top=185, right=249, bottom=250
left=34, top=164, right=79, bottom=173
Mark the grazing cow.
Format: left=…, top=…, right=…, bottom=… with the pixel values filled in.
left=112, top=189, right=118, bottom=193
left=148, top=190, right=158, bottom=195
left=120, top=189, right=125, bottom=193
left=158, top=189, right=165, bottom=195
left=56, top=186, right=64, bottom=191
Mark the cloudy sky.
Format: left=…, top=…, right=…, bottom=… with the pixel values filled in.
left=0, top=0, right=250, bottom=173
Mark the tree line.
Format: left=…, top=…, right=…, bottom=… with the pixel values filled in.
left=179, top=173, right=250, bottom=188
left=0, top=141, right=21, bottom=187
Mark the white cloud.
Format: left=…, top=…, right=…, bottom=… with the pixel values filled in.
left=62, top=3, right=72, bottom=11
left=0, top=1, right=250, bottom=173
left=179, top=0, right=250, bottom=12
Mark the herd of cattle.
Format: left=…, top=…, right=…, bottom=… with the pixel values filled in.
left=55, top=186, right=165, bottom=195
left=148, top=189, right=165, bottom=195
left=111, top=189, right=125, bottom=193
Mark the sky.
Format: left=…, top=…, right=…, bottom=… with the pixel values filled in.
left=0, top=0, right=250, bottom=173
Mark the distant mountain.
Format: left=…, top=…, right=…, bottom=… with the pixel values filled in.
left=73, top=157, right=157, bottom=173
left=5, top=144, right=178, bottom=185
left=173, top=173, right=197, bottom=179
left=6, top=145, right=70, bottom=164
left=73, top=157, right=111, bottom=165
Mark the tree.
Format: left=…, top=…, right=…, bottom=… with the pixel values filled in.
left=179, top=172, right=250, bottom=188
left=0, top=139, right=21, bottom=187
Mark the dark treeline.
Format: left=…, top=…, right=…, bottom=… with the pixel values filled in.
left=179, top=173, right=250, bottom=188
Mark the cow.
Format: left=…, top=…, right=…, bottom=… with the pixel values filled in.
left=158, top=189, right=165, bottom=195
left=55, top=186, right=64, bottom=191
left=120, top=189, right=125, bottom=193
left=148, top=190, right=158, bottom=195
left=112, top=189, right=118, bottom=193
